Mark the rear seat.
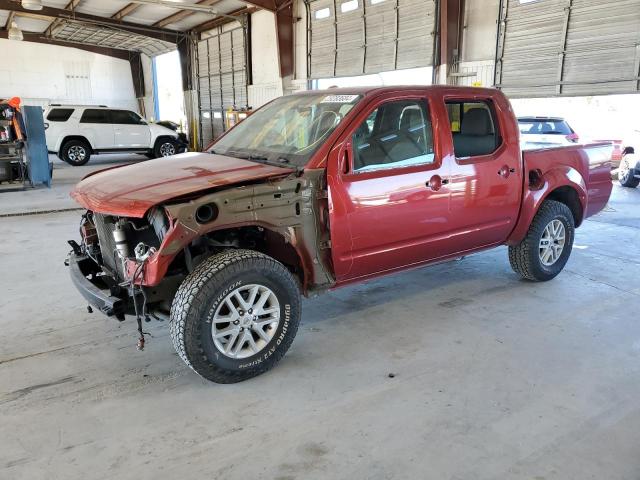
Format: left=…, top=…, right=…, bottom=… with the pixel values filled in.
left=452, top=108, right=496, bottom=157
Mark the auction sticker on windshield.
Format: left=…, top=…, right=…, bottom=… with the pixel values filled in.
left=321, top=94, right=359, bottom=103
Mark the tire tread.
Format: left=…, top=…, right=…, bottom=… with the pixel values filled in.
left=169, top=249, right=300, bottom=383
left=508, top=200, right=574, bottom=282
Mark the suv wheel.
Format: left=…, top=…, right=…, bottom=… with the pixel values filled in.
left=619, top=159, right=640, bottom=188
left=508, top=200, right=575, bottom=282
left=169, top=249, right=302, bottom=383
left=61, top=139, right=91, bottom=166
left=153, top=139, right=179, bottom=158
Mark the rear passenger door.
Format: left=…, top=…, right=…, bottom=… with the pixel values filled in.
left=111, top=110, right=151, bottom=148
left=79, top=109, right=114, bottom=149
left=444, top=98, right=521, bottom=249
left=327, top=96, right=452, bottom=281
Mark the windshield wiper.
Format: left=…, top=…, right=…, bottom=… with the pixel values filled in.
left=227, top=152, right=302, bottom=173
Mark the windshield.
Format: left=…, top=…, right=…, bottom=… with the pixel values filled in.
left=518, top=119, right=572, bottom=135
left=210, top=93, right=362, bottom=167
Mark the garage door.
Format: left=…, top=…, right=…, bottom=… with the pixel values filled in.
left=196, top=24, right=248, bottom=147
left=308, top=0, right=437, bottom=78
left=495, top=0, right=640, bottom=97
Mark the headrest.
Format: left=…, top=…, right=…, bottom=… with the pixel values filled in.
left=400, top=108, right=424, bottom=131
left=461, top=108, right=493, bottom=136
left=354, top=122, right=370, bottom=139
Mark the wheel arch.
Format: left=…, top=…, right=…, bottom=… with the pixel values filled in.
left=147, top=223, right=313, bottom=293
left=153, top=135, right=178, bottom=149
left=506, top=166, right=587, bottom=246
left=60, top=135, right=93, bottom=152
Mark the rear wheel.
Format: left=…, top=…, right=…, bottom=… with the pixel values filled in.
left=60, top=139, right=91, bottom=166
left=619, top=159, right=640, bottom=188
left=169, top=249, right=301, bottom=383
left=509, top=200, right=575, bottom=282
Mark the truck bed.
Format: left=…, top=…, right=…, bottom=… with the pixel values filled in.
left=522, top=142, right=613, bottom=219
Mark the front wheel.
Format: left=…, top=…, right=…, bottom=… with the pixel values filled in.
left=169, top=249, right=301, bottom=383
left=619, top=159, right=640, bottom=188
left=153, top=138, right=179, bottom=158
left=509, top=200, right=575, bottom=282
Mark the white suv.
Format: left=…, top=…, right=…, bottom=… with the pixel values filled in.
left=44, top=105, right=186, bottom=166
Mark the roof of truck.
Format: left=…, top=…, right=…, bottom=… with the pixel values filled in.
left=293, top=85, right=502, bottom=97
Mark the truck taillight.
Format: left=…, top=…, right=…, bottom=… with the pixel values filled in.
left=566, top=133, right=579, bottom=143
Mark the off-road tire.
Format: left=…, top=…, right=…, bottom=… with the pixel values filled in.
left=153, top=138, right=179, bottom=158
left=619, top=159, right=640, bottom=188
left=60, top=139, right=91, bottom=166
left=169, top=249, right=302, bottom=383
left=508, top=200, right=575, bottom=282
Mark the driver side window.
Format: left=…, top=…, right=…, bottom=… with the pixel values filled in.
left=352, top=100, right=434, bottom=173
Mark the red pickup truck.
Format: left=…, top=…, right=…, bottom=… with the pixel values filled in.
left=68, top=86, right=613, bottom=383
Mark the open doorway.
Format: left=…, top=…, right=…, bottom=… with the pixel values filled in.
left=153, top=51, right=186, bottom=129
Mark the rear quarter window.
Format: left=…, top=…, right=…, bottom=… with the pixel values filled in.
left=47, top=108, right=74, bottom=122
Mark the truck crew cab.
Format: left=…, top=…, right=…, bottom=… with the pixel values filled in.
left=67, top=86, right=613, bottom=383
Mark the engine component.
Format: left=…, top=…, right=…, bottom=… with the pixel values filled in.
left=134, top=242, right=156, bottom=262
left=113, top=222, right=129, bottom=258
left=80, top=218, right=98, bottom=246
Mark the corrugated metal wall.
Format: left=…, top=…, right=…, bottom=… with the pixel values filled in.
left=196, top=23, right=248, bottom=147
left=308, top=0, right=437, bottom=79
left=496, top=0, right=640, bottom=97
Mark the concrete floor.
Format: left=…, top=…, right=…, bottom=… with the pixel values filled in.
left=1, top=164, right=640, bottom=479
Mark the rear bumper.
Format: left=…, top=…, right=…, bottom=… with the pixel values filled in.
left=68, top=254, right=126, bottom=318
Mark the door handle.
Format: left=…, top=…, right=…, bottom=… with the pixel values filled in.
left=498, top=165, right=516, bottom=178
left=426, top=175, right=449, bottom=191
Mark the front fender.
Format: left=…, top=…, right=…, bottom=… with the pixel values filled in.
left=506, top=166, right=587, bottom=246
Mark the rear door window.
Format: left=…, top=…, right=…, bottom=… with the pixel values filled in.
left=47, top=108, right=74, bottom=122
left=446, top=100, right=501, bottom=158
left=110, top=110, right=145, bottom=125
left=80, top=109, right=110, bottom=124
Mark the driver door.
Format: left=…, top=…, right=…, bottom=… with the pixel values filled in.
left=327, top=95, right=452, bottom=282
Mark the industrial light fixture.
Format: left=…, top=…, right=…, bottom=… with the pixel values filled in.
left=8, top=22, right=24, bottom=41
left=22, top=0, right=43, bottom=10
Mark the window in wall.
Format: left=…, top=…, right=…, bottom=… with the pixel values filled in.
left=341, top=0, right=358, bottom=12
left=47, top=108, right=74, bottom=122
left=352, top=100, right=435, bottom=172
left=446, top=101, right=501, bottom=158
left=79, top=109, right=109, bottom=124
left=315, top=7, right=331, bottom=19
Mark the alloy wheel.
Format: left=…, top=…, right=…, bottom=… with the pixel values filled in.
left=211, top=284, right=281, bottom=359
left=68, top=146, right=86, bottom=162
left=539, top=219, right=566, bottom=266
left=160, top=142, right=176, bottom=156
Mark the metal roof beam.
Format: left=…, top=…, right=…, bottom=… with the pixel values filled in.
left=112, top=3, right=142, bottom=20
left=0, top=29, right=132, bottom=59
left=0, top=0, right=182, bottom=42
left=153, top=0, right=220, bottom=28
left=4, top=10, right=14, bottom=28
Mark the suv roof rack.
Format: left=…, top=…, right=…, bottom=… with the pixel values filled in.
left=49, top=104, right=109, bottom=108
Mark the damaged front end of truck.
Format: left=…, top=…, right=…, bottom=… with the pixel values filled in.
left=66, top=168, right=335, bottom=347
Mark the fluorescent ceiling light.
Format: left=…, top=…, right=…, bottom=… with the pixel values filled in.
left=22, top=0, right=43, bottom=10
